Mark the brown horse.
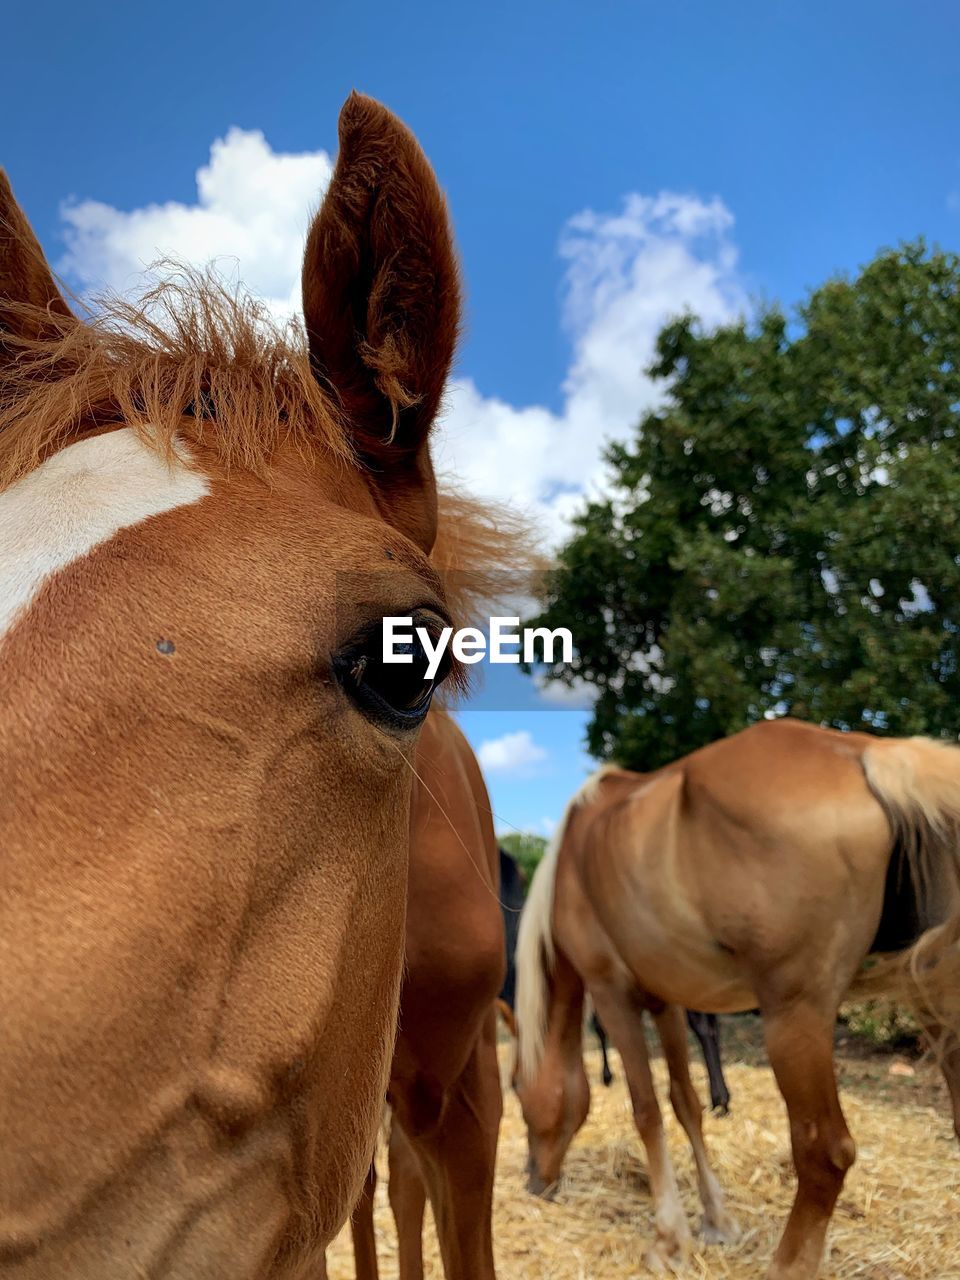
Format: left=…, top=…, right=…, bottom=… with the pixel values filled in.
left=514, top=718, right=960, bottom=1279
left=0, top=96, right=516, bottom=1278
left=327, top=709, right=504, bottom=1280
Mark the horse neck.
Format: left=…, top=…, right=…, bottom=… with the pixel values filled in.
left=542, top=944, right=587, bottom=1068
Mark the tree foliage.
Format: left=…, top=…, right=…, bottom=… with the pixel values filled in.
left=498, top=831, right=548, bottom=884
left=531, top=242, right=960, bottom=770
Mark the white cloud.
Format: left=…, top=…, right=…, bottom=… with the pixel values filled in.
left=59, top=129, right=334, bottom=320
left=435, top=191, right=746, bottom=544
left=477, top=730, right=548, bottom=775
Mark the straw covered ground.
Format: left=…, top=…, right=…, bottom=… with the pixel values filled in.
left=325, top=1018, right=958, bottom=1279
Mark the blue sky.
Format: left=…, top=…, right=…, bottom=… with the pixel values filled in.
left=4, top=1, right=959, bottom=837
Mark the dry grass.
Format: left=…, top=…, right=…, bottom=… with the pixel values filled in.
left=325, top=1022, right=959, bottom=1279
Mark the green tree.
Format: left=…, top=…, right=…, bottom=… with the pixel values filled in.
left=531, top=241, right=960, bottom=770
left=498, top=831, right=548, bottom=883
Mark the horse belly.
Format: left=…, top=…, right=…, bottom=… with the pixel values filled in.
left=596, top=890, right=757, bottom=1014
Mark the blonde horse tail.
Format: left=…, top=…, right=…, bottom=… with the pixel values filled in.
left=514, top=767, right=614, bottom=1083
left=862, top=736, right=960, bottom=1034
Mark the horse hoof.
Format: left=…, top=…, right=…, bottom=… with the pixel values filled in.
left=642, top=1234, right=691, bottom=1274
left=641, top=1248, right=674, bottom=1275
left=526, top=1175, right=558, bottom=1201
left=700, top=1213, right=741, bottom=1245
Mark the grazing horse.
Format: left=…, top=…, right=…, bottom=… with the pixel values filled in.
left=0, top=95, right=515, bottom=1278
left=334, top=711, right=505, bottom=1280
left=514, top=719, right=960, bottom=1279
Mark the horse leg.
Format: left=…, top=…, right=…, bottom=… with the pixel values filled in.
left=392, top=1009, right=501, bottom=1280
left=388, top=1121, right=427, bottom=1280
left=350, top=1162, right=380, bottom=1280
left=589, top=983, right=692, bottom=1272
left=686, top=1010, right=731, bottom=1114
left=761, top=998, right=856, bottom=1280
left=592, top=1012, right=615, bottom=1086
left=921, top=1017, right=960, bottom=1144
left=653, top=1005, right=739, bottom=1245
left=938, top=1039, right=960, bottom=1146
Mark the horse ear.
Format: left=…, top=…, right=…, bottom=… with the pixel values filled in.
left=0, top=171, right=75, bottom=353
left=302, top=94, right=460, bottom=551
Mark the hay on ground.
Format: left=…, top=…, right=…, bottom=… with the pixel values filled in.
left=325, top=1029, right=958, bottom=1279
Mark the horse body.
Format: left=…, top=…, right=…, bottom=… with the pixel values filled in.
left=515, top=718, right=960, bottom=1280
left=334, top=711, right=504, bottom=1280
left=0, top=96, right=519, bottom=1278
left=577, top=722, right=890, bottom=1017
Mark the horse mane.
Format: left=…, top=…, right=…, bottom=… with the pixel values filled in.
left=513, top=765, right=619, bottom=1082
left=0, top=268, right=354, bottom=494
left=0, top=267, right=540, bottom=599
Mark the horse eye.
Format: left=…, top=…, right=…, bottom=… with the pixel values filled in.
left=334, top=615, right=451, bottom=731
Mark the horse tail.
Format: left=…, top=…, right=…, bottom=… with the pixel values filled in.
left=514, top=767, right=614, bottom=1083
left=862, top=736, right=960, bottom=1033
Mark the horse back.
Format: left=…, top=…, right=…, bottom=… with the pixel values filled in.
left=563, top=720, right=897, bottom=1011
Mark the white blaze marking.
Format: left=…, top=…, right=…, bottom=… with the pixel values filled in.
left=0, top=428, right=209, bottom=638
